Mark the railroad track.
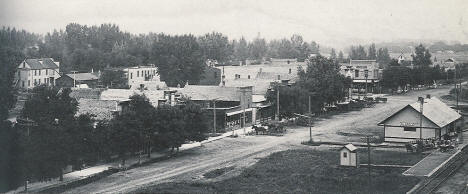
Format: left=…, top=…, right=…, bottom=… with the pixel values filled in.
left=410, top=146, right=468, bottom=194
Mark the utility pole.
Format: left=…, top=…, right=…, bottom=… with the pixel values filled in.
left=455, top=65, right=459, bottom=112
left=276, top=86, right=280, bottom=121
left=365, top=70, right=368, bottom=98
left=213, top=99, right=216, bottom=134
left=308, top=95, right=311, bottom=114
left=71, top=70, right=78, bottom=88
left=366, top=136, right=371, bottom=193
left=419, top=97, right=424, bottom=141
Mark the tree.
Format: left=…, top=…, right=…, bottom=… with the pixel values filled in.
left=20, top=86, right=78, bottom=181
left=338, top=51, right=345, bottom=63
left=412, top=44, right=432, bottom=67
left=349, top=45, right=367, bottom=60
left=109, top=94, right=155, bottom=164
left=233, top=37, right=249, bottom=64
left=376, top=48, right=391, bottom=67
left=367, top=43, right=376, bottom=60
left=330, top=48, right=337, bottom=61
left=151, top=34, right=205, bottom=87
left=248, top=35, right=267, bottom=61
left=198, top=32, right=232, bottom=63
left=100, top=69, right=127, bottom=88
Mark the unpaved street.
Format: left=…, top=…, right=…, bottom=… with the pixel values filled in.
left=63, top=86, right=451, bottom=193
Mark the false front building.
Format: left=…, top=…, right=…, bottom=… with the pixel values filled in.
left=340, top=60, right=382, bottom=94
left=378, top=96, right=462, bottom=143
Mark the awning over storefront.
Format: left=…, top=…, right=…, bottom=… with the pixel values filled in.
left=353, top=79, right=379, bottom=83
left=226, top=108, right=254, bottom=116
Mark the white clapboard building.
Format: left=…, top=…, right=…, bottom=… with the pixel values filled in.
left=378, top=95, right=462, bottom=143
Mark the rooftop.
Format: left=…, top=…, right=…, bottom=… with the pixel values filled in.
left=178, top=85, right=245, bottom=101
left=24, top=58, right=59, bottom=69
left=76, top=99, right=119, bottom=120
left=407, top=97, right=461, bottom=128
left=65, top=73, right=99, bottom=81
left=379, top=97, right=461, bottom=128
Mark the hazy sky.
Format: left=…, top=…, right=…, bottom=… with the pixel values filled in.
left=1, top=0, right=467, bottom=49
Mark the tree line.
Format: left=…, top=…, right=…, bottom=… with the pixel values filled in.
left=1, top=86, right=208, bottom=191
left=348, top=43, right=391, bottom=67
left=4, top=24, right=321, bottom=87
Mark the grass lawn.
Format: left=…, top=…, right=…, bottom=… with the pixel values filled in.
left=136, top=149, right=421, bottom=193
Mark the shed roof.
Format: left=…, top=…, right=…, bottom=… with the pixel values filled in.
left=341, top=144, right=358, bottom=152
left=65, top=73, right=99, bottom=81
left=178, top=85, right=242, bottom=101
left=379, top=97, right=461, bottom=128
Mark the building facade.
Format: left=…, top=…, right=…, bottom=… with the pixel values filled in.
left=378, top=96, right=463, bottom=143
left=124, top=65, right=159, bottom=86
left=340, top=60, right=382, bottom=94
left=15, top=58, right=60, bottom=89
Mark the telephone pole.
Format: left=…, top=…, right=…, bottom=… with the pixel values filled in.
left=276, top=87, right=280, bottom=121
left=367, top=136, right=371, bottom=193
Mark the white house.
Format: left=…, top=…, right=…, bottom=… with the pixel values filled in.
left=124, top=65, right=159, bottom=86
left=340, top=144, right=358, bottom=167
left=15, top=58, right=60, bottom=89
left=378, top=96, right=462, bottom=143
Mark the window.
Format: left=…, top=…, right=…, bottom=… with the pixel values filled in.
left=343, top=152, right=347, bottom=158
left=130, top=73, right=133, bottom=79
left=38, top=79, right=41, bottom=84
left=52, top=70, right=54, bottom=75
left=44, top=78, right=46, bottom=83
left=22, top=81, right=25, bottom=87
left=355, top=70, right=359, bottom=77
left=137, top=71, right=139, bottom=77
left=34, top=79, right=37, bottom=85
left=46, top=69, right=48, bottom=75
left=28, top=80, right=30, bottom=86
left=34, top=70, right=37, bottom=76
left=39, top=70, right=41, bottom=76
left=404, top=127, right=416, bottom=132
left=248, top=75, right=251, bottom=79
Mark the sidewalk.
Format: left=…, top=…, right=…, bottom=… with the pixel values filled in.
left=8, top=126, right=254, bottom=193
left=403, top=130, right=468, bottom=177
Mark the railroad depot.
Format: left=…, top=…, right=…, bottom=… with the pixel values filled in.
left=378, top=95, right=463, bottom=143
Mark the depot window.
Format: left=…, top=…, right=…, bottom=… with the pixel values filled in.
left=404, top=127, right=416, bottom=132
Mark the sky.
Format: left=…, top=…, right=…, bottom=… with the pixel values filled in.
left=1, top=0, right=467, bottom=49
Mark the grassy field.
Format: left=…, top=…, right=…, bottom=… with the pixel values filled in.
left=136, top=149, right=421, bottom=193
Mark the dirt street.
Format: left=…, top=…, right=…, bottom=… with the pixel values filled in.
left=63, top=86, right=451, bottom=193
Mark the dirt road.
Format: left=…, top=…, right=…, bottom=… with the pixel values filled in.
left=63, top=86, right=452, bottom=193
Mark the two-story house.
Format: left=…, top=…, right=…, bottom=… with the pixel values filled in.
left=15, top=58, right=60, bottom=89
left=339, top=60, right=382, bottom=94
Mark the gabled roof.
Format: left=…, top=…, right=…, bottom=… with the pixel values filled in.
left=178, top=85, right=243, bottom=102
left=378, top=97, right=461, bottom=128
left=25, top=58, right=59, bottom=69
left=65, top=73, right=99, bottom=81
left=340, top=144, right=358, bottom=152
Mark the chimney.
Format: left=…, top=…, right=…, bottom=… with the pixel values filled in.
left=426, top=94, right=431, bottom=99
left=418, top=97, right=424, bottom=103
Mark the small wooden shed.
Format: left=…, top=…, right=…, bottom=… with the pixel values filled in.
left=340, top=144, right=358, bottom=167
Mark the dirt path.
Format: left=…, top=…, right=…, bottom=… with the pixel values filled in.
left=63, top=86, right=452, bottom=194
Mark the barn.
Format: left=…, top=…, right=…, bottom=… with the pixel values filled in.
left=378, top=95, right=462, bottom=143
